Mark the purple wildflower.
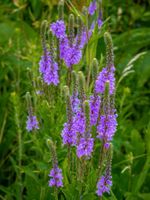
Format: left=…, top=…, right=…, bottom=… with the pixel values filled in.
left=64, top=45, right=82, bottom=68
left=96, top=175, right=112, bottom=196
left=48, top=166, right=63, bottom=187
left=71, top=94, right=80, bottom=114
left=97, top=114, right=117, bottom=142
left=95, top=66, right=115, bottom=95
left=50, top=20, right=66, bottom=39
left=88, top=1, right=97, bottom=16
left=39, top=49, right=59, bottom=85
left=26, top=115, right=39, bottom=132
left=78, top=29, right=92, bottom=49
left=59, top=36, right=69, bottom=59
left=89, top=95, right=101, bottom=126
left=39, top=49, right=51, bottom=74
left=43, top=61, right=59, bottom=85
left=77, top=137, right=94, bottom=158
left=97, top=11, right=103, bottom=29
left=73, top=110, right=86, bottom=135
left=59, top=36, right=82, bottom=67
left=61, top=122, right=76, bottom=146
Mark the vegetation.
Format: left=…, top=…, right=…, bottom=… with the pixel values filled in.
left=0, top=0, right=150, bottom=199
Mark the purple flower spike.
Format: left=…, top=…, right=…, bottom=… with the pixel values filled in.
left=89, top=95, right=101, bottom=126
left=61, top=122, right=76, bottom=146
left=39, top=49, right=59, bottom=86
left=95, top=66, right=115, bottom=95
left=97, top=114, right=118, bottom=142
left=39, top=50, right=51, bottom=74
left=59, top=36, right=69, bottom=59
left=26, top=115, right=39, bottom=132
left=96, top=175, right=112, bottom=196
left=71, top=94, right=80, bottom=113
left=77, top=137, right=94, bottom=158
left=43, top=62, right=59, bottom=85
left=64, top=46, right=82, bottom=68
left=50, top=20, right=66, bottom=39
left=73, top=111, right=86, bottom=135
left=48, top=166, right=63, bottom=188
left=88, top=1, right=97, bottom=16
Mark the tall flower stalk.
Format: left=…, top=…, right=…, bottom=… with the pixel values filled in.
left=33, top=1, right=118, bottom=198
left=47, top=139, right=63, bottom=191
left=26, top=92, right=39, bottom=132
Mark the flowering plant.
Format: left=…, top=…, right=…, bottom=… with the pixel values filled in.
left=26, top=0, right=118, bottom=199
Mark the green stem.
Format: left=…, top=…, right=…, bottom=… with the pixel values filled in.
left=54, top=188, right=58, bottom=200
left=67, top=65, right=72, bottom=87
left=67, top=145, right=71, bottom=181
left=97, top=140, right=105, bottom=179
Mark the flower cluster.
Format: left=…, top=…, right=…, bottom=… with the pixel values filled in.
left=48, top=166, right=63, bottom=188
left=73, top=110, right=86, bottom=135
left=50, top=20, right=66, bottom=39
left=49, top=18, right=93, bottom=68
left=95, top=66, right=115, bottom=95
left=77, top=137, right=94, bottom=158
left=61, top=122, right=77, bottom=146
left=39, top=48, right=59, bottom=86
left=96, top=175, right=112, bottom=196
left=89, top=95, right=101, bottom=126
left=26, top=115, right=39, bottom=132
left=97, top=114, right=117, bottom=143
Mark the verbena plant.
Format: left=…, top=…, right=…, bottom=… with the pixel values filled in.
left=26, top=1, right=117, bottom=199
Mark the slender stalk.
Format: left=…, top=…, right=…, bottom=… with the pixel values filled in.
left=97, top=140, right=105, bottom=179
left=12, top=93, right=22, bottom=200
left=54, top=187, right=58, bottom=200
left=67, top=65, right=73, bottom=87
left=86, top=13, right=91, bottom=89
left=67, top=145, right=71, bottom=181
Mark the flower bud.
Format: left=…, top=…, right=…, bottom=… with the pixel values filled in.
left=92, top=58, right=99, bottom=81
left=25, top=92, right=32, bottom=114
left=40, top=20, right=48, bottom=48
left=63, top=85, right=72, bottom=122
left=78, top=71, right=86, bottom=104
left=72, top=70, right=78, bottom=95
left=58, top=0, right=64, bottom=20
left=47, top=139, right=58, bottom=166
left=68, top=14, right=75, bottom=46
left=104, top=32, right=114, bottom=69
left=103, top=81, right=110, bottom=115
left=84, top=100, right=90, bottom=136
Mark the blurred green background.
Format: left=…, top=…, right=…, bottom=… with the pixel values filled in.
left=0, top=0, right=150, bottom=200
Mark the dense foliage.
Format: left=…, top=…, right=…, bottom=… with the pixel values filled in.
left=0, top=0, right=150, bottom=200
